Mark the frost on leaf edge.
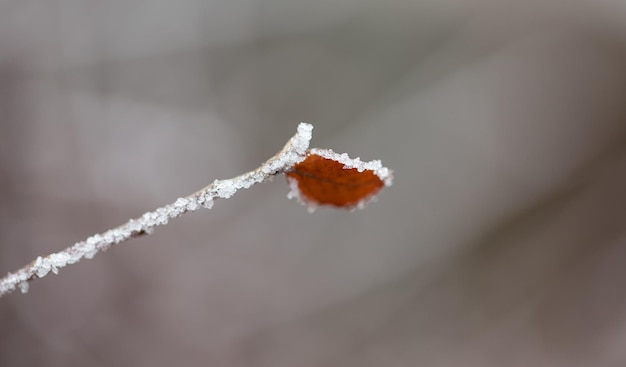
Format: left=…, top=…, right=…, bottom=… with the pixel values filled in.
left=286, top=148, right=393, bottom=212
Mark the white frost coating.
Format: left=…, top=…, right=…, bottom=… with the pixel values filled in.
left=211, top=179, right=237, bottom=199
left=292, top=123, right=313, bottom=156
left=308, top=148, right=394, bottom=186
left=0, top=122, right=314, bottom=297
left=201, top=196, right=214, bottom=209
left=286, top=176, right=317, bottom=213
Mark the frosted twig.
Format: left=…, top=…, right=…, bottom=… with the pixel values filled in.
left=0, top=123, right=313, bottom=298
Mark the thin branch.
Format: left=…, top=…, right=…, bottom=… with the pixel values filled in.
left=0, top=123, right=313, bottom=298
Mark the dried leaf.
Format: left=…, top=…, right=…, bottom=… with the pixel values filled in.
left=286, top=148, right=392, bottom=211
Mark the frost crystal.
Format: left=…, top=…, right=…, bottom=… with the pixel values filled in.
left=308, top=148, right=393, bottom=186
left=212, top=180, right=237, bottom=199
left=186, top=200, right=199, bottom=211
left=174, top=197, right=188, bottom=209
left=292, top=123, right=313, bottom=157
left=202, top=197, right=214, bottom=209
left=34, top=257, right=49, bottom=278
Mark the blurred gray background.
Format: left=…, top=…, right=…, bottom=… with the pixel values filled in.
left=3, top=0, right=626, bottom=366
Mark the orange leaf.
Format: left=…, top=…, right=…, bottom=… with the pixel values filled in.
left=286, top=149, right=392, bottom=211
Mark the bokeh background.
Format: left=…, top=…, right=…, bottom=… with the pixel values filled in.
left=3, top=0, right=626, bottom=365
